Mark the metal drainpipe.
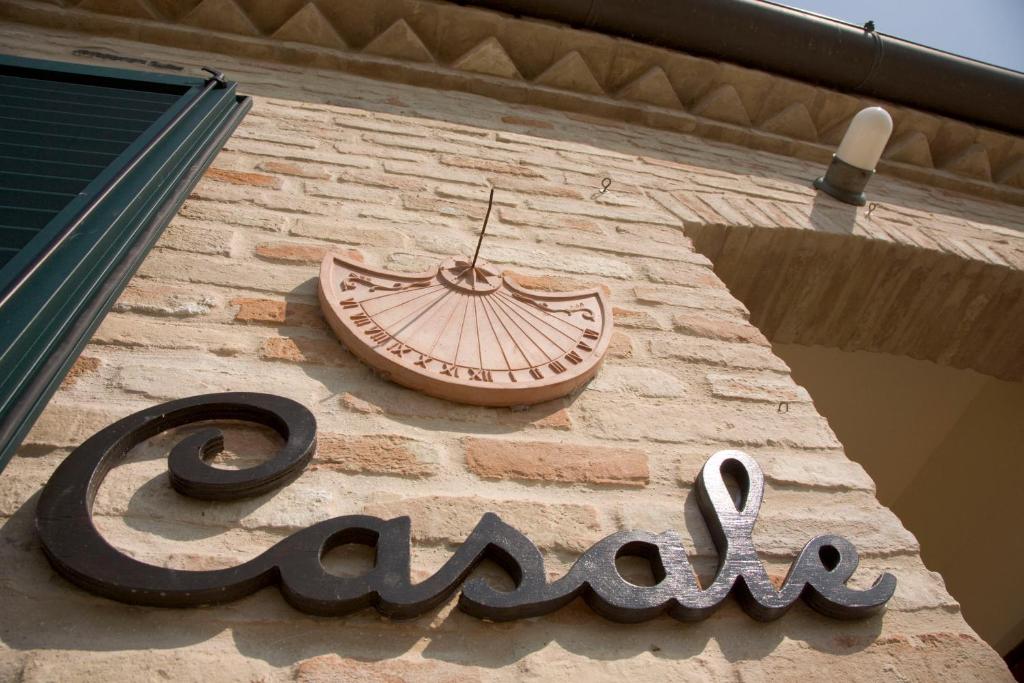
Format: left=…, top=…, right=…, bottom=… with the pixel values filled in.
left=454, top=0, right=1024, bottom=135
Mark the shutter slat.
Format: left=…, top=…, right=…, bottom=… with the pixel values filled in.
left=0, top=128, right=133, bottom=155
left=2, top=95, right=163, bottom=122
left=0, top=205, right=59, bottom=230
left=0, top=69, right=175, bottom=271
left=0, top=75, right=179, bottom=105
left=0, top=82, right=171, bottom=113
left=0, top=104, right=154, bottom=132
left=0, top=224, right=42, bottom=251
left=0, top=155, right=104, bottom=181
left=0, top=171, right=89, bottom=195
left=0, top=142, right=119, bottom=166
left=0, top=114, right=139, bottom=142
left=0, top=188, right=78, bottom=212
left=4, top=91, right=170, bottom=116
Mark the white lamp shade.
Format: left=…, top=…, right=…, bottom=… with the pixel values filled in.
left=835, top=107, right=893, bottom=171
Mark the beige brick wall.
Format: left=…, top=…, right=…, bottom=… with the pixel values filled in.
left=0, top=21, right=1018, bottom=681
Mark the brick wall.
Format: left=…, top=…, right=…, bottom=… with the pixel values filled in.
left=0, top=21, right=1017, bottom=681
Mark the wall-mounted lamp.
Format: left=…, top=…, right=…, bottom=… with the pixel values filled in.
left=813, top=107, right=893, bottom=206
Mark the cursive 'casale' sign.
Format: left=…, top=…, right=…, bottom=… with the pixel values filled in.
left=35, top=393, right=895, bottom=622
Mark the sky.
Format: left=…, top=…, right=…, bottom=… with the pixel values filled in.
left=777, top=0, right=1024, bottom=73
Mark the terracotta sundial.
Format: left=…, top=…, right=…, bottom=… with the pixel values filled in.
left=317, top=252, right=612, bottom=406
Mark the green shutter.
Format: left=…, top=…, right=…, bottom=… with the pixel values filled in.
left=0, top=55, right=252, bottom=470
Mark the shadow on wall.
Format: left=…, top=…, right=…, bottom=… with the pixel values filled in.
left=773, top=344, right=1024, bottom=657
left=808, top=194, right=858, bottom=234
left=0, top=485, right=886, bottom=670
left=683, top=220, right=1024, bottom=384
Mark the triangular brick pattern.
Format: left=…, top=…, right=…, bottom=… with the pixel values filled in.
left=180, top=0, right=258, bottom=35
left=758, top=103, right=817, bottom=142
left=36, top=0, right=1024, bottom=191
left=885, top=131, right=935, bottom=168
left=77, top=0, right=160, bottom=19
left=362, top=18, right=432, bottom=63
left=534, top=51, right=603, bottom=95
left=996, top=157, right=1024, bottom=186
left=451, top=37, right=521, bottom=79
left=271, top=2, right=345, bottom=49
left=691, top=85, right=750, bottom=127
left=616, top=67, right=682, bottom=109
left=941, top=144, right=993, bottom=182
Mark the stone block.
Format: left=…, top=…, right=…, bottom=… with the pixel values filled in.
left=464, top=437, right=648, bottom=486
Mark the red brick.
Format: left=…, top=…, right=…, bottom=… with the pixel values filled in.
left=528, top=407, right=573, bottom=430
left=231, top=298, right=324, bottom=328
left=613, top=306, right=663, bottom=330
left=707, top=372, right=809, bottom=403
left=465, top=438, right=649, bottom=486
left=440, top=154, right=544, bottom=178
left=362, top=495, right=603, bottom=552
left=59, top=356, right=100, bottom=388
left=487, top=178, right=581, bottom=199
left=254, top=242, right=363, bottom=265
left=499, top=207, right=603, bottom=233
left=315, top=434, right=436, bottom=477
left=672, top=312, right=768, bottom=345
left=293, top=654, right=481, bottom=683
left=259, top=337, right=353, bottom=367
left=505, top=271, right=612, bottom=297
left=916, top=632, right=979, bottom=648
left=257, top=160, right=329, bottom=179
left=334, top=168, right=427, bottom=191
left=204, top=167, right=282, bottom=188
left=233, top=298, right=286, bottom=324
left=652, top=336, right=789, bottom=373
left=607, top=331, right=635, bottom=358
left=401, top=195, right=485, bottom=219
left=634, top=285, right=743, bottom=312
left=339, top=392, right=382, bottom=415
left=643, top=260, right=721, bottom=288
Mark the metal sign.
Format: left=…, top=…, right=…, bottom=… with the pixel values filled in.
left=35, top=392, right=895, bottom=621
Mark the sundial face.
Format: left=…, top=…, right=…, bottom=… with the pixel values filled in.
left=318, top=254, right=613, bottom=406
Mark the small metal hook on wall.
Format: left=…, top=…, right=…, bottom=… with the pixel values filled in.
left=590, top=177, right=612, bottom=200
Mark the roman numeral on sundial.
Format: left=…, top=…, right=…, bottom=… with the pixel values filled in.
left=387, top=342, right=411, bottom=356
left=469, top=368, right=493, bottom=382
left=365, top=327, right=389, bottom=343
